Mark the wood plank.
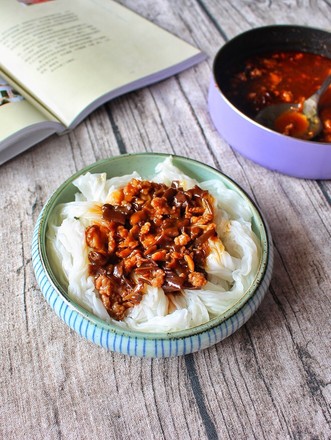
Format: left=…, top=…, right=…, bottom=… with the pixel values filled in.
left=0, top=1, right=330, bottom=439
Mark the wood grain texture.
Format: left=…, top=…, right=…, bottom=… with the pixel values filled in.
left=0, top=1, right=330, bottom=439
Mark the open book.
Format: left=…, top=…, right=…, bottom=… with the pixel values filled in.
left=0, top=0, right=205, bottom=165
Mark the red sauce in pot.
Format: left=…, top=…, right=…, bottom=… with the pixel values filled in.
left=224, top=51, right=331, bottom=142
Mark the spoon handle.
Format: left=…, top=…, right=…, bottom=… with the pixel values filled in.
left=303, top=74, right=331, bottom=119
left=310, top=75, right=331, bottom=103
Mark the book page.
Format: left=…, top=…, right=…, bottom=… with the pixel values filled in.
left=0, top=76, right=61, bottom=145
left=0, top=0, right=204, bottom=128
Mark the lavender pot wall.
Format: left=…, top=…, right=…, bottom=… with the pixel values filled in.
left=208, top=79, right=331, bottom=179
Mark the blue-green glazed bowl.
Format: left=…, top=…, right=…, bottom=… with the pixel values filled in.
left=32, top=153, right=273, bottom=357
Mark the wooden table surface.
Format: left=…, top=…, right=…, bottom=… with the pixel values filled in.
left=1, top=1, right=330, bottom=439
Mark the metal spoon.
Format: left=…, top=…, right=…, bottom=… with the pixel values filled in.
left=255, top=74, right=331, bottom=140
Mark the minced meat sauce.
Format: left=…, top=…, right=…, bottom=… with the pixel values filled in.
left=85, top=178, right=217, bottom=320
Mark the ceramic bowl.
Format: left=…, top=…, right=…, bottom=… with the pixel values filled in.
left=32, top=153, right=273, bottom=357
left=208, top=25, right=331, bottom=179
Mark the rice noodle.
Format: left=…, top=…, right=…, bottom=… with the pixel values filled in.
left=47, top=157, right=261, bottom=332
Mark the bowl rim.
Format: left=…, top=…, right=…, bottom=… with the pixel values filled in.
left=211, top=24, right=331, bottom=147
left=37, top=152, right=271, bottom=340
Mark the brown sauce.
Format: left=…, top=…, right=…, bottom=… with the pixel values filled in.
left=85, top=179, right=217, bottom=320
left=223, top=51, right=331, bottom=142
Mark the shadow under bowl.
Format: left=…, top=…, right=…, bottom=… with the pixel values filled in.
left=32, top=153, right=273, bottom=357
left=208, top=25, right=331, bottom=179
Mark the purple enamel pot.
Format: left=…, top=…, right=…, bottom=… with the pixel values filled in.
left=208, top=25, right=331, bottom=179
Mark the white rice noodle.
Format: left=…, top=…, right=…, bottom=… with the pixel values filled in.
left=152, top=156, right=197, bottom=189
left=73, top=171, right=141, bottom=203
left=48, top=217, right=110, bottom=322
left=47, top=157, right=261, bottom=332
